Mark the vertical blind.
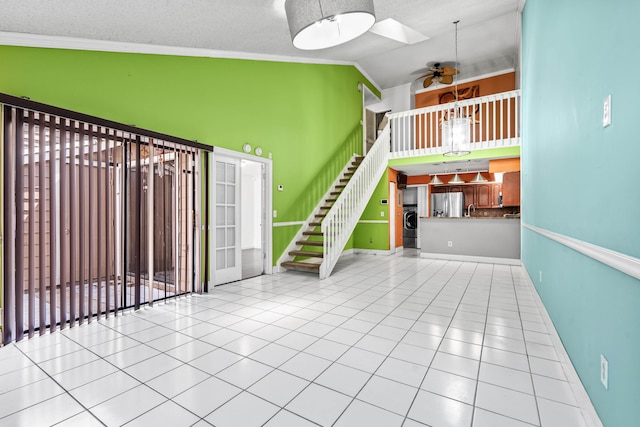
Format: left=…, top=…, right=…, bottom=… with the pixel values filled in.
left=1, top=100, right=209, bottom=344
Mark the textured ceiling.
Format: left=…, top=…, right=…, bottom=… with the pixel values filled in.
left=0, top=0, right=523, bottom=90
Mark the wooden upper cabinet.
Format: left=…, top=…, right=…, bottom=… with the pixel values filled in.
left=431, top=185, right=448, bottom=193
left=462, top=186, right=475, bottom=208
left=502, top=171, right=521, bottom=206
left=492, top=183, right=502, bottom=207
left=448, top=186, right=463, bottom=193
left=476, top=184, right=491, bottom=208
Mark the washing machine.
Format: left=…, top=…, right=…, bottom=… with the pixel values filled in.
left=402, top=205, right=418, bottom=248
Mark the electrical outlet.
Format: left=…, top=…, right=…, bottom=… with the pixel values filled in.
left=603, top=95, right=612, bottom=127
left=447, top=241, right=453, bottom=247
left=601, top=354, right=609, bottom=389
left=539, top=270, right=542, bottom=282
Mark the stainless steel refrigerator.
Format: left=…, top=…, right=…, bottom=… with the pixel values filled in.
left=431, top=192, right=465, bottom=217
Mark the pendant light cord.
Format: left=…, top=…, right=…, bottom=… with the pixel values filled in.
left=453, top=20, right=460, bottom=105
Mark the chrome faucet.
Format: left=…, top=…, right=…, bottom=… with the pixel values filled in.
left=467, top=204, right=476, bottom=217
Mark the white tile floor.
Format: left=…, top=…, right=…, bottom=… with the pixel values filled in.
left=0, top=254, right=595, bottom=426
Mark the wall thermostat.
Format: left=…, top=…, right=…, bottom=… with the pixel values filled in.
left=380, top=199, right=388, bottom=205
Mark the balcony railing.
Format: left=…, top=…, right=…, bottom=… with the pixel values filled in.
left=388, top=89, right=521, bottom=158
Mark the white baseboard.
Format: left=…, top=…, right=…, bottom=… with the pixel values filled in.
left=419, top=252, right=521, bottom=265
left=523, top=269, right=604, bottom=427
left=353, top=248, right=396, bottom=256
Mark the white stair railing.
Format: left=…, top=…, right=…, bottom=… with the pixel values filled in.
left=320, top=125, right=390, bottom=279
left=276, top=154, right=360, bottom=269
left=389, top=89, right=521, bottom=157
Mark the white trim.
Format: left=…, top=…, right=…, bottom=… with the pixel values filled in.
left=523, top=223, right=640, bottom=281
left=353, top=248, right=396, bottom=256
left=414, top=68, right=516, bottom=95
left=358, top=220, right=388, bottom=224
left=0, top=31, right=381, bottom=93
left=522, top=262, right=604, bottom=427
left=212, top=147, right=274, bottom=277
left=420, top=252, right=520, bottom=265
left=273, top=221, right=305, bottom=228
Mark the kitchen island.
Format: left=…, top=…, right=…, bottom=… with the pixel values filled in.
left=419, top=217, right=521, bottom=264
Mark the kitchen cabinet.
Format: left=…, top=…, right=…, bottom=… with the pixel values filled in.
left=475, top=184, right=492, bottom=208
left=431, top=186, right=448, bottom=193
left=448, top=186, right=463, bottom=194
left=462, top=186, right=475, bottom=208
left=502, top=172, right=520, bottom=206
left=492, top=184, right=502, bottom=207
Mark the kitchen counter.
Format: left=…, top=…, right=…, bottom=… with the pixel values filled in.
left=419, top=216, right=520, bottom=219
left=419, top=217, right=521, bottom=264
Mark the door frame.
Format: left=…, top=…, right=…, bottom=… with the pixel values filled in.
left=208, top=147, right=273, bottom=288
left=389, top=181, right=396, bottom=252
left=360, top=82, right=382, bottom=155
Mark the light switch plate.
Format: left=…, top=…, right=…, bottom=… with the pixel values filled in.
left=603, top=95, right=611, bottom=127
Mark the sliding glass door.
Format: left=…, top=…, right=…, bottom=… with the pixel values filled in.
left=1, top=102, right=206, bottom=344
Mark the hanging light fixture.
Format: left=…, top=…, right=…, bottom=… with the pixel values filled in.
left=443, top=20, right=471, bottom=157
left=449, top=173, right=465, bottom=184
left=470, top=172, right=488, bottom=182
left=430, top=175, right=443, bottom=184
left=284, top=0, right=376, bottom=50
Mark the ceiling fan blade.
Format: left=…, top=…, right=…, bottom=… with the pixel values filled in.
left=423, top=76, right=434, bottom=88
left=415, top=73, right=434, bottom=81
left=441, top=66, right=459, bottom=76
left=440, top=75, right=454, bottom=84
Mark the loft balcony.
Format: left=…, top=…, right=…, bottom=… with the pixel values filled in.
left=388, top=89, right=521, bottom=158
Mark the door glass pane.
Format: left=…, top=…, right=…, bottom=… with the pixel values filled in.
left=226, top=228, right=235, bottom=247
left=216, top=230, right=225, bottom=248
left=216, top=206, right=225, bottom=226
left=227, top=207, right=235, bottom=225
left=216, top=184, right=225, bottom=204
left=226, top=249, right=235, bottom=267
left=226, top=164, right=236, bottom=183
left=216, top=162, right=225, bottom=182
left=226, top=184, right=235, bottom=204
left=216, top=249, right=226, bottom=270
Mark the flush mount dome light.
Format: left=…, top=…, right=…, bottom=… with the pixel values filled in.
left=285, top=0, right=376, bottom=50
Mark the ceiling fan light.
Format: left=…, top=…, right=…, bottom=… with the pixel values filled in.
left=285, top=0, right=376, bottom=50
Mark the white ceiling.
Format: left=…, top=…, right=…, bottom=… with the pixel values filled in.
left=0, top=0, right=524, bottom=91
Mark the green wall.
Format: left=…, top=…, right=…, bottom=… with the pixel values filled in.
left=0, top=45, right=376, bottom=264
left=522, top=1, right=640, bottom=425
left=354, top=171, right=391, bottom=251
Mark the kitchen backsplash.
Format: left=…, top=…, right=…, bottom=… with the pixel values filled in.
left=469, top=208, right=520, bottom=218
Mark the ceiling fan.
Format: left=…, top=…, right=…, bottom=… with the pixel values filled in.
left=415, top=62, right=459, bottom=88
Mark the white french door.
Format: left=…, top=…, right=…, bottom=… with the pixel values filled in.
left=214, top=156, right=241, bottom=284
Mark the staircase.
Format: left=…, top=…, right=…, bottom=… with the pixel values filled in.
left=279, top=124, right=391, bottom=279
left=280, top=156, right=364, bottom=273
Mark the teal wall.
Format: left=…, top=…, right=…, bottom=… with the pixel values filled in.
left=522, top=1, right=640, bottom=426
left=0, top=45, right=377, bottom=264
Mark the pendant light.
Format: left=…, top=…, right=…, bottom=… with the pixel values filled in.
left=449, top=173, right=465, bottom=184
left=470, top=172, right=488, bottom=182
left=285, top=0, right=376, bottom=50
left=430, top=175, right=443, bottom=184
left=443, top=20, right=471, bottom=156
